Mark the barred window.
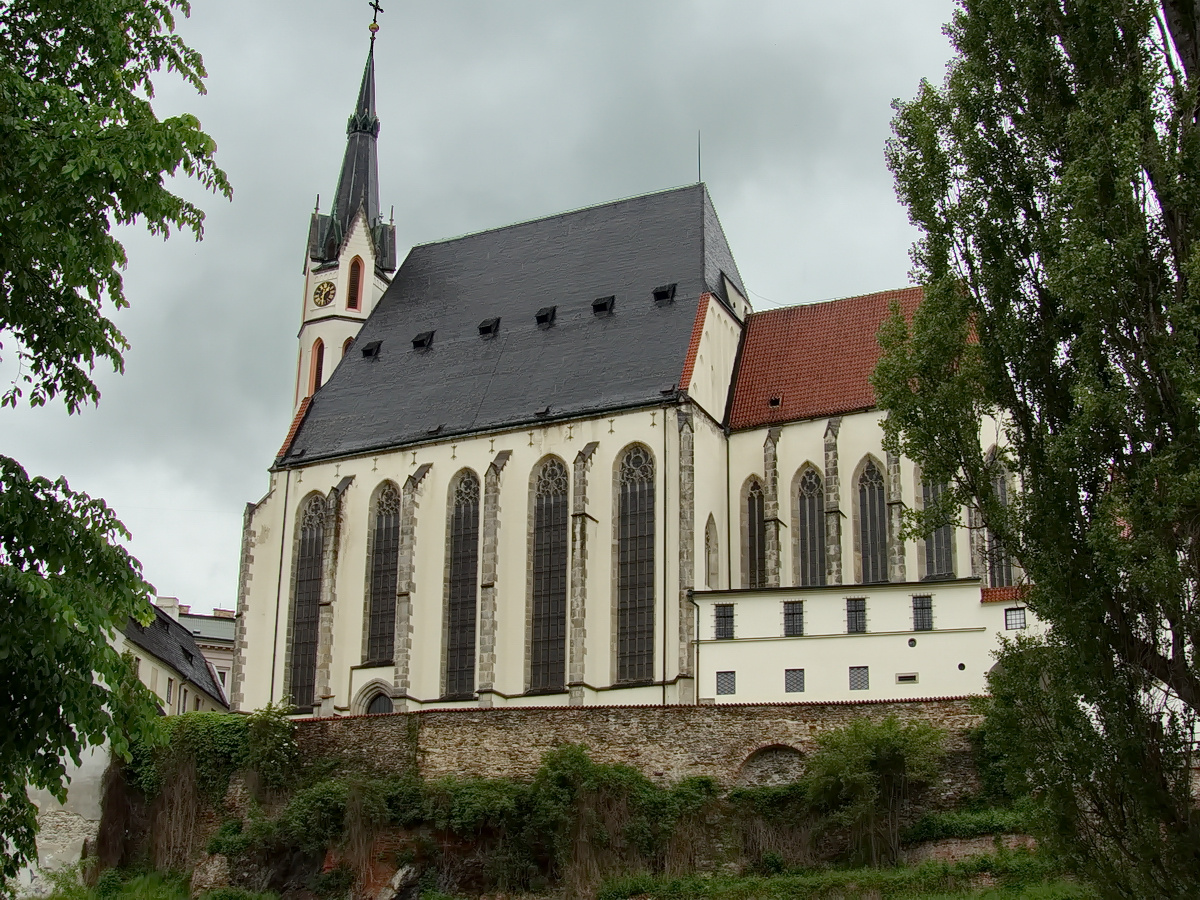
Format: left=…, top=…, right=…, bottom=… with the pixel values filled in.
left=445, top=473, right=480, bottom=697
left=988, top=470, right=1015, bottom=588
left=922, top=480, right=954, bottom=579
left=783, top=600, right=804, bottom=637
left=716, top=671, right=737, bottom=695
left=849, top=666, right=870, bottom=691
left=531, top=459, right=569, bottom=692
left=705, top=515, right=719, bottom=588
left=1005, top=607, right=1027, bottom=630
left=617, top=446, right=655, bottom=682
left=290, top=496, right=325, bottom=710
left=784, top=668, right=805, bottom=693
left=912, top=595, right=933, bottom=631
left=746, top=480, right=767, bottom=587
left=846, top=597, right=867, bottom=634
left=859, top=460, right=888, bottom=583
left=797, top=468, right=826, bottom=586
left=714, top=604, right=734, bottom=640
left=366, top=483, right=400, bottom=664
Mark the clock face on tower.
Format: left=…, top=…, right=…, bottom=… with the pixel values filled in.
left=313, top=281, right=336, bottom=307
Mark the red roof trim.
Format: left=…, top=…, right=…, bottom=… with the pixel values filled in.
left=277, top=396, right=312, bottom=461
left=981, top=585, right=1030, bottom=604
left=679, top=292, right=711, bottom=390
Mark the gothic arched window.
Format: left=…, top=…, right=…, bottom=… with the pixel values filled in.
left=859, top=460, right=888, bottom=584
left=342, top=337, right=354, bottom=358
left=922, top=480, right=955, bottom=579
left=745, top=479, right=766, bottom=588
left=530, top=458, right=569, bottom=692
left=704, top=515, right=719, bottom=589
left=988, top=469, right=1014, bottom=587
left=309, top=339, right=325, bottom=394
left=366, top=483, right=400, bottom=663
left=617, top=446, right=655, bottom=682
left=797, top=468, right=826, bottom=587
left=445, top=472, right=481, bottom=697
left=366, top=693, right=393, bottom=715
left=290, top=496, right=325, bottom=710
left=347, top=256, right=364, bottom=311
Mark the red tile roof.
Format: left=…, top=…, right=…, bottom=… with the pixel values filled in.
left=728, top=287, right=923, bottom=430
left=276, top=396, right=312, bottom=461
left=980, top=585, right=1030, bottom=604
left=679, top=293, right=711, bottom=389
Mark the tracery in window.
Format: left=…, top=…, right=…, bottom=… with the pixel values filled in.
left=530, top=458, right=569, bottom=692
left=617, top=445, right=655, bottom=682
left=745, top=480, right=766, bottom=588
left=704, top=515, right=719, bottom=589
left=290, top=495, right=325, bottom=710
left=796, top=468, right=826, bottom=586
left=858, top=460, right=888, bottom=584
left=922, top=480, right=954, bottom=579
left=366, top=483, right=400, bottom=664
left=445, top=472, right=480, bottom=697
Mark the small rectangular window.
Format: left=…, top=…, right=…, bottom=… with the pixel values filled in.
left=132, top=656, right=140, bottom=679
left=1005, top=607, right=1027, bottom=630
left=783, top=600, right=804, bottom=637
left=714, top=604, right=734, bottom=640
left=218, top=670, right=227, bottom=687
left=785, top=668, right=805, bottom=693
left=913, top=595, right=933, bottom=631
left=652, top=283, right=677, bottom=306
left=846, top=598, right=867, bottom=634
left=166, top=677, right=174, bottom=704
left=896, top=673, right=919, bottom=684
left=194, top=696, right=201, bottom=711
left=849, top=666, right=870, bottom=691
left=180, top=688, right=188, bottom=714
left=716, top=670, right=736, bottom=695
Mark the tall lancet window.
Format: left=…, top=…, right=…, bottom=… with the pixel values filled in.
left=859, top=460, right=888, bottom=584
left=745, top=480, right=767, bottom=588
left=705, top=515, right=719, bottom=589
left=923, top=480, right=955, bottom=579
left=445, top=472, right=481, bottom=697
left=310, top=339, right=325, bottom=394
left=366, top=483, right=400, bottom=663
left=530, top=459, right=569, bottom=692
left=347, top=256, right=363, bottom=311
left=797, top=468, right=826, bottom=586
left=988, top=469, right=1015, bottom=587
left=290, top=496, right=325, bottom=710
left=617, top=445, right=655, bottom=682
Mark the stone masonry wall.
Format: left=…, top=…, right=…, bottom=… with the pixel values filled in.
left=295, top=698, right=981, bottom=803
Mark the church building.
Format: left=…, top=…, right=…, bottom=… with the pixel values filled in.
left=229, top=38, right=1030, bottom=716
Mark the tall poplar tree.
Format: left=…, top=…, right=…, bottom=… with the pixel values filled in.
left=876, top=1, right=1200, bottom=894
left=0, top=0, right=229, bottom=877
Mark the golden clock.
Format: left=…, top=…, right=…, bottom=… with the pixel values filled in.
left=313, top=281, right=336, bottom=307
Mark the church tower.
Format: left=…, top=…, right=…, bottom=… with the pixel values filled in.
left=293, top=32, right=397, bottom=411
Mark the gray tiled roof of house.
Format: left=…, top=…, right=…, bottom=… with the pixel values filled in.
left=280, top=183, right=745, bottom=466
left=123, top=607, right=229, bottom=709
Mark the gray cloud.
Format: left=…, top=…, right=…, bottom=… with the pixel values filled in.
left=0, top=0, right=955, bottom=611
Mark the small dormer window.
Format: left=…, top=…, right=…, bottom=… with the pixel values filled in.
left=768, top=396, right=782, bottom=408
left=361, top=340, right=382, bottom=358
left=478, top=317, right=501, bottom=338
left=592, top=295, right=615, bottom=316
left=412, top=331, right=434, bottom=350
left=652, top=284, right=677, bottom=306
left=536, top=306, right=556, bottom=329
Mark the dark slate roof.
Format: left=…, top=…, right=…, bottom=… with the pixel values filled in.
left=123, top=606, right=229, bottom=709
left=281, top=184, right=745, bottom=466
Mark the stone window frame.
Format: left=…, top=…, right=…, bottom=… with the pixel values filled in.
left=851, top=455, right=889, bottom=585
left=704, top=513, right=719, bottom=589
left=362, top=479, right=402, bottom=666
left=740, top=474, right=767, bottom=588
left=913, top=466, right=957, bottom=581
left=442, top=468, right=482, bottom=699
left=284, top=491, right=330, bottom=712
left=612, top=442, right=657, bottom=685
left=791, top=463, right=826, bottom=587
left=526, top=454, right=570, bottom=694
left=351, top=678, right=395, bottom=715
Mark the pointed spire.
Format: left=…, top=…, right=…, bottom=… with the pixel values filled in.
left=347, top=44, right=379, bottom=138
left=330, top=44, right=381, bottom=238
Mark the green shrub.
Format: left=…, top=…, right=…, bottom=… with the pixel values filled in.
left=904, top=797, right=1041, bottom=844
left=197, top=888, right=277, bottom=900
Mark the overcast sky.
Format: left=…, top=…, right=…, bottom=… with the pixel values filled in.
left=2, top=0, right=957, bottom=613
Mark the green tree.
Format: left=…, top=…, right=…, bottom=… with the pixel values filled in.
left=876, top=0, right=1200, bottom=894
left=0, top=0, right=229, bottom=878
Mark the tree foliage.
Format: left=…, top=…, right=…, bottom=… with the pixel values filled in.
left=0, top=0, right=228, bottom=878
left=876, top=0, right=1200, bottom=893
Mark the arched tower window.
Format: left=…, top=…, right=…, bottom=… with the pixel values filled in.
left=744, top=479, right=766, bottom=588
left=922, top=480, right=955, bottom=579
left=704, top=514, right=719, bottom=589
left=617, top=445, right=655, bottom=682
left=366, top=483, right=400, bottom=663
left=988, top=469, right=1014, bottom=587
left=530, top=458, right=569, bottom=692
left=289, top=496, right=325, bottom=710
left=858, top=460, right=888, bottom=584
left=342, top=337, right=354, bottom=358
left=309, top=339, right=325, bottom=395
left=796, top=468, right=826, bottom=587
left=445, top=472, right=481, bottom=697
left=347, top=256, right=363, bottom=311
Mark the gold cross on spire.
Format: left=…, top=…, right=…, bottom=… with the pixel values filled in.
left=368, top=1, right=384, bottom=41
